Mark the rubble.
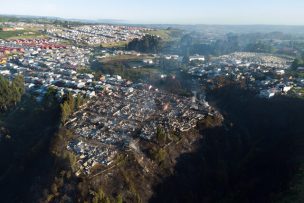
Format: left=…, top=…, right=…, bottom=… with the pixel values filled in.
left=66, top=85, right=211, bottom=175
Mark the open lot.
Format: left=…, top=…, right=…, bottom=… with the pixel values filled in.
left=0, top=30, right=45, bottom=39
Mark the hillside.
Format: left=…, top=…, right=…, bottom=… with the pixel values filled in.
left=151, top=85, right=304, bottom=202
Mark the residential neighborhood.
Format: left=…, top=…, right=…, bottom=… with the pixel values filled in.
left=46, top=24, right=149, bottom=46
left=1, top=1, right=304, bottom=202
left=186, top=52, right=299, bottom=98
left=66, top=83, right=214, bottom=175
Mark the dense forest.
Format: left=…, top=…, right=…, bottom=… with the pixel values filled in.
left=0, top=88, right=61, bottom=202
left=151, top=85, right=304, bottom=202
left=126, top=35, right=163, bottom=53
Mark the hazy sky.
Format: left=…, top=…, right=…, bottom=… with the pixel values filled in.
left=0, top=0, right=303, bottom=25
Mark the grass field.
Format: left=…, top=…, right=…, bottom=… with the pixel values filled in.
left=101, top=41, right=128, bottom=48
left=98, top=54, right=154, bottom=63
left=145, top=30, right=172, bottom=41
left=0, top=30, right=45, bottom=40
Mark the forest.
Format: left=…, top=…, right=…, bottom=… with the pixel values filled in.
left=126, top=35, right=163, bottom=53
left=0, top=88, right=61, bottom=202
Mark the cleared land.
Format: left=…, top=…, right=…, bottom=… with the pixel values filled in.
left=145, top=30, right=172, bottom=41
left=0, top=30, right=46, bottom=40
left=101, top=41, right=128, bottom=48
left=98, top=54, right=154, bottom=63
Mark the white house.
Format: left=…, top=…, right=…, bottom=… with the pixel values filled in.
left=189, top=55, right=205, bottom=62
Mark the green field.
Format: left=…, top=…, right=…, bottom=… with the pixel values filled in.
left=145, top=30, right=172, bottom=41
left=0, top=30, right=45, bottom=39
left=101, top=41, right=128, bottom=48
left=145, top=28, right=183, bottom=42
left=98, top=54, right=154, bottom=63
left=0, top=17, right=20, bottom=23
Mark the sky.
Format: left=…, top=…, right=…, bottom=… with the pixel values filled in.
left=0, top=0, right=303, bottom=25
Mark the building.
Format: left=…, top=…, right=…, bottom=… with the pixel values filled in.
left=189, top=55, right=205, bottom=62
left=297, top=67, right=304, bottom=72
left=260, top=89, right=277, bottom=98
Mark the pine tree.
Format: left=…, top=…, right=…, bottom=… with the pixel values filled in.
left=60, top=101, right=71, bottom=125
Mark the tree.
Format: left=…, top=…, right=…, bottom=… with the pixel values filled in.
left=156, top=127, right=167, bottom=144
left=60, top=93, right=85, bottom=125
left=51, top=183, right=58, bottom=194
left=0, top=76, right=11, bottom=109
left=12, top=75, right=25, bottom=96
left=43, top=87, right=58, bottom=109
left=67, top=93, right=75, bottom=112
left=116, top=194, right=123, bottom=203
left=126, top=35, right=163, bottom=53
left=0, top=75, right=25, bottom=110
left=151, top=148, right=167, bottom=164
left=60, top=101, right=71, bottom=125
left=92, top=188, right=111, bottom=203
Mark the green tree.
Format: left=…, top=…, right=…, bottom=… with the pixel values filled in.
left=0, top=75, right=25, bottom=110
left=60, top=101, right=71, bottom=125
left=67, top=93, right=75, bottom=112
left=127, top=35, right=163, bottom=53
left=116, top=194, right=123, bottom=203
left=75, top=94, right=84, bottom=109
left=156, top=127, right=167, bottom=144
left=0, top=76, right=11, bottom=109
left=60, top=93, right=84, bottom=124
left=152, top=148, right=167, bottom=163
left=43, top=87, right=58, bottom=109
left=12, top=75, right=25, bottom=95
left=92, top=188, right=111, bottom=203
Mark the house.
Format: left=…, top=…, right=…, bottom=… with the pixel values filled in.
left=1, top=27, right=16, bottom=31
left=87, top=91, right=96, bottom=98
left=277, top=83, right=293, bottom=93
left=0, top=58, right=7, bottom=65
left=275, top=70, right=285, bottom=75
left=297, top=67, right=304, bottom=72
left=0, top=70, right=10, bottom=76
left=143, top=59, right=154, bottom=65
left=260, top=89, right=277, bottom=98
left=99, top=75, right=106, bottom=81
left=114, top=75, right=122, bottom=80
left=189, top=55, right=205, bottom=62
left=283, top=86, right=292, bottom=93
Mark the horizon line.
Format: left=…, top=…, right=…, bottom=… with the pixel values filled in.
left=1, top=13, right=304, bottom=27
